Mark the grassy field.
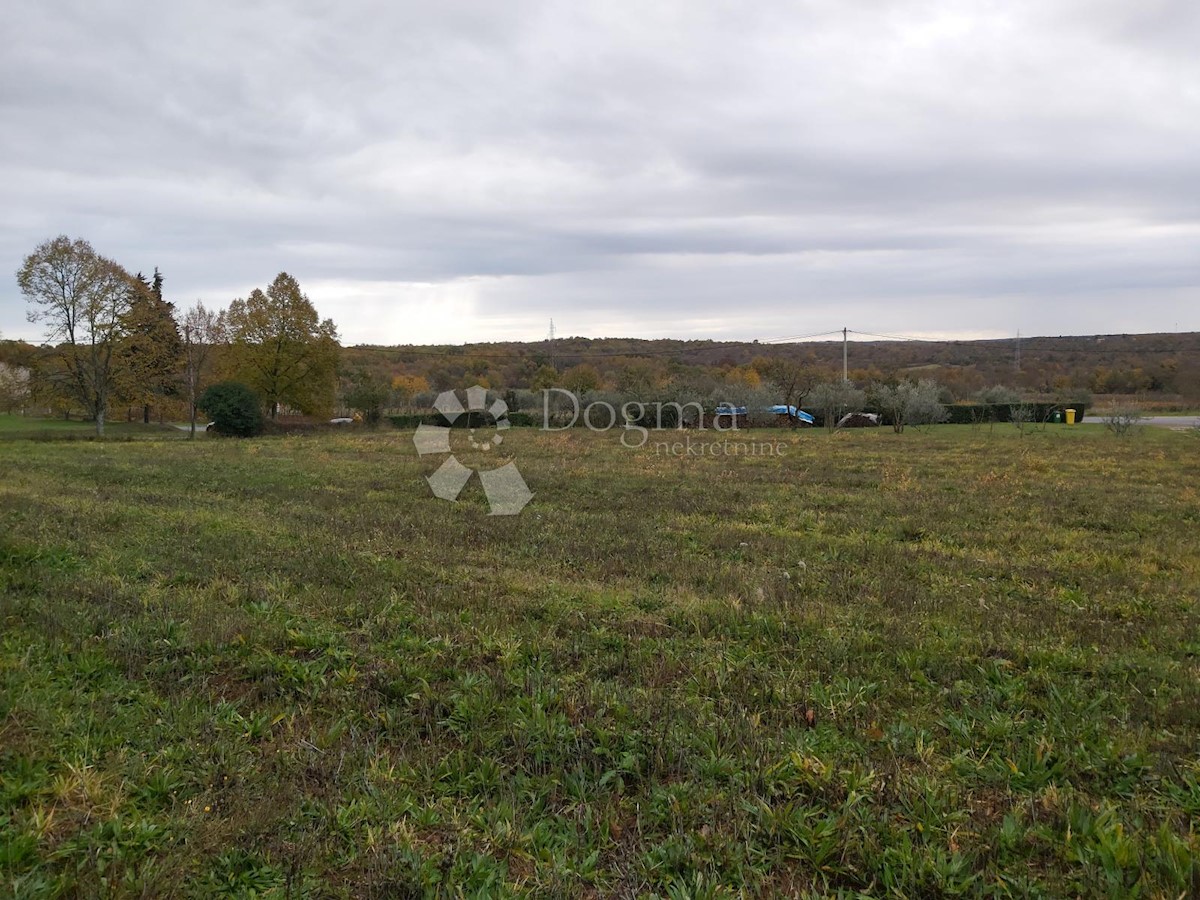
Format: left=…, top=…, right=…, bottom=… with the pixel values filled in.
left=0, top=415, right=184, bottom=440
left=1, top=422, right=1198, bottom=897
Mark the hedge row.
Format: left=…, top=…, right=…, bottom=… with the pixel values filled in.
left=941, top=401, right=1088, bottom=425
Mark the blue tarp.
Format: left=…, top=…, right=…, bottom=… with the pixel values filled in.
left=713, top=404, right=815, bottom=424
left=768, top=405, right=814, bottom=423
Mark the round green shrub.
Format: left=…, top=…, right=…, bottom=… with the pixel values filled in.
left=200, top=381, right=264, bottom=437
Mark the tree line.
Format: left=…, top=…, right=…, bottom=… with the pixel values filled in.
left=13, top=235, right=340, bottom=435
left=338, top=333, right=1200, bottom=405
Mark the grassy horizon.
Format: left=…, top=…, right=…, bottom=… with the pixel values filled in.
left=1, top=424, right=1198, bottom=896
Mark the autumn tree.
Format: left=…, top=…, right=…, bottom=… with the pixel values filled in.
left=339, top=370, right=388, bottom=424
left=463, top=357, right=495, bottom=389
left=117, top=269, right=181, bottom=423
left=0, top=338, right=38, bottom=370
left=180, top=301, right=225, bottom=438
left=224, top=273, right=339, bottom=418
left=529, top=365, right=559, bottom=391
left=561, top=363, right=602, bottom=398
left=391, top=373, right=429, bottom=411
left=723, top=365, right=762, bottom=390
left=614, top=359, right=665, bottom=395
left=17, top=235, right=134, bottom=435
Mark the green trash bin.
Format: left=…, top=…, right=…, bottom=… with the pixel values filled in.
left=1051, top=410, right=1063, bottom=424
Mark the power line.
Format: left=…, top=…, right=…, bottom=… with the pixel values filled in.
left=847, top=329, right=933, bottom=342
left=761, top=329, right=843, bottom=344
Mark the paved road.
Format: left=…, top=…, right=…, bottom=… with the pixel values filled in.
left=1082, top=415, right=1199, bottom=430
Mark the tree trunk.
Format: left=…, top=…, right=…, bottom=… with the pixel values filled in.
left=96, top=406, right=106, bottom=436
left=143, top=404, right=150, bottom=425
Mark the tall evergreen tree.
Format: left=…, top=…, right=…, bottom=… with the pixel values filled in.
left=117, top=270, right=181, bottom=423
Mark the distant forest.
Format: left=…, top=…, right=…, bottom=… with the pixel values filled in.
left=334, top=331, right=1200, bottom=403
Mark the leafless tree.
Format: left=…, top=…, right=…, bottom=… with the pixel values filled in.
left=1009, top=402, right=1035, bottom=436
left=759, top=358, right=821, bottom=426
left=180, top=301, right=226, bottom=438
left=1102, top=403, right=1143, bottom=436
left=0, top=362, right=31, bottom=414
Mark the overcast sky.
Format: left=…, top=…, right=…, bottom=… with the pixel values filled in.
left=2, top=0, right=1197, bottom=346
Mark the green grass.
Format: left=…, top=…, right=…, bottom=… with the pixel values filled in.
left=1, top=424, right=1198, bottom=897
left=0, top=414, right=185, bottom=440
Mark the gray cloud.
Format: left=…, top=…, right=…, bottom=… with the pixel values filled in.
left=2, top=0, right=1197, bottom=344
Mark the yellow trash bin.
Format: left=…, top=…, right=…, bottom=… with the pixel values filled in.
left=1065, top=408, right=1076, bottom=425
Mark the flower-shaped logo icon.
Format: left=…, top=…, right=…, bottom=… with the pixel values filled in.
left=412, top=385, right=533, bottom=515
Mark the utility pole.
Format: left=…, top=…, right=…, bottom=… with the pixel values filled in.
left=547, top=318, right=556, bottom=370
left=842, top=327, right=848, bottom=382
